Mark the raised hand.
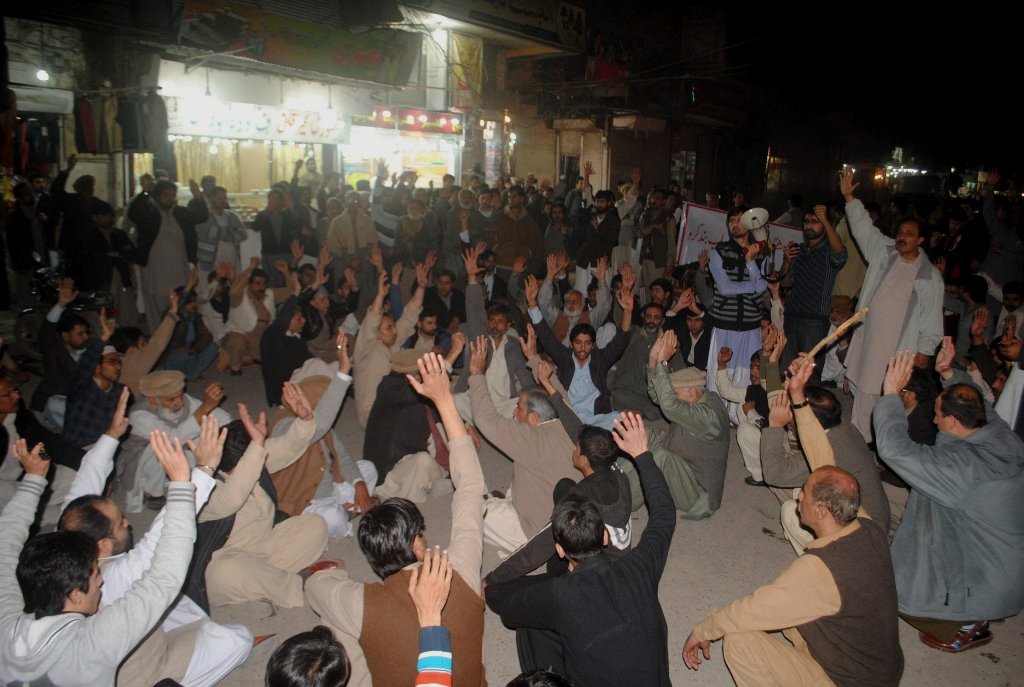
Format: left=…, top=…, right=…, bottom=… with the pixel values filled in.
left=882, top=349, right=916, bottom=396
left=698, top=250, right=709, bottom=272
left=105, top=387, right=131, bottom=439
left=188, top=178, right=202, bottom=198
left=12, top=439, right=49, bottom=477
left=762, top=323, right=778, bottom=353
left=238, top=403, right=267, bottom=446
left=406, top=352, right=452, bottom=402
left=536, top=359, right=556, bottom=391
left=186, top=267, right=200, bottom=291
left=185, top=414, right=228, bottom=471
left=415, top=261, right=429, bottom=289
left=463, top=245, right=483, bottom=282
left=630, top=167, right=641, bottom=187
left=595, top=255, right=609, bottom=284
left=407, top=546, right=453, bottom=628
left=769, top=331, right=787, bottom=364
left=786, top=353, right=814, bottom=400
left=583, top=161, right=594, bottom=178
left=519, top=323, right=538, bottom=359
left=768, top=388, right=793, bottom=428
left=99, top=307, right=114, bottom=342
left=813, top=204, right=831, bottom=229
left=424, top=251, right=438, bottom=272
left=648, top=330, right=667, bottom=367
left=970, top=307, right=990, bottom=343
left=336, top=330, right=351, bottom=374
left=202, top=382, right=225, bottom=410
left=523, top=274, right=540, bottom=306
left=368, top=244, right=383, bottom=270
left=469, top=335, right=489, bottom=375
left=934, top=336, right=955, bottom=379
left=659, top=330, right=679, bottom=362
left=392, top=261, right=404, bottom=286
left=282, top=381, right=315, bottom=421
left=673, top=288, right=695, bottom=314
left=717, top=347, right=733, bottom=368
left=839, top=169, right=859, bottom=201
left=58, top=278, right=78, bottom=307
left=150, top=431, right=191, bottom=482
left=611, top=412, right=648, bottom=458
left=446, top=332, right=467, bottom=366
left=511, top=255, right=527, bottom=276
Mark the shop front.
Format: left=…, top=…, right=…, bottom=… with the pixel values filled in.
left=348, top=106, right=464, bottom=188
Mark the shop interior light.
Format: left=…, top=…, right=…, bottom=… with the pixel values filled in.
left=479, top=119, right=485, bottom=127
left=417, top=115, right=428, bottom=123
left=440, top=117, right=448, bottom=125
left=244, top=139, right=254, bottom=145
left=504, top=115, right=511, bottom=123
left=200, top=137, right=210, bottom=143
left=183, top=136, right=193, bottom=142
left=36, top=69, right=50, bottom=82
left=213, top=138, right=222, bottom=145
left=451, top=118, right=459, bottom=126
left=167, top=134, right=177, bottom=142
left=208, top=145, right=219, bottom=155
left=406, top=115, right=415, bottom=124
left=382, top=110, right=392, bottom=118
left=509, top=132, right=517, bottom=141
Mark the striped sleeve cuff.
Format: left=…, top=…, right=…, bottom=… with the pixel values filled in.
left=19, top=474, right=48, bottom=496
left=416, top=626, right=452, bottom=687
left=165, top=481, right=197, bottom=506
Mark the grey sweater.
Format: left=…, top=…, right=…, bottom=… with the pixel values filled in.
left=0, top=476, right=197, bottom=686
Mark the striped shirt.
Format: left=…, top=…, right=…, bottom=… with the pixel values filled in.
left=416, top=627, right=453, bottom=687
left=787, top=239, right=848, bottom=319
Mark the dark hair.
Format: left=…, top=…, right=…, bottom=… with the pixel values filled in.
left=110, top=326, right=145, bottom=354
left=726, top=205, right=748, bottom=222
left=1003, top=281, right=1023, bottom=298
left=649, top=278, right=673, bottom=294
left=58, top=495, right=115, bottom=541
left=435, top=269, right=456, bottom=283
left=577, top=425, right=617, bottom=470
left=479, top=249, right=496, bottom=262
left=594, top=190, right=614, bottom=202
left=57, top=312, right=89, bottom=334
left=521, top=387, right=557, bottom=422
left=486, top=302, right=511, bottom=320
left=903, top=367, right=936, bottom=404
left=749, top=350, right=762, bottom=365
left=212, top=185, right=228, bottom=196
left=17, top=530, right=98, bottom=618
left=804, top=386, right=842, bottom=430
left=552, top=494, right=605, bottom=561
left=250, top=268, right=270, bottom=284
left=219, top=420, right=252, bottom=473
left=568, top=323, right=596, bottom=344
left=89, top=199, right=115, bottom=217
left=939, top=384, right=987, bottom=429
left=200, top=175, right=216, bottom=187
left=506, top=671, right=576, bottom=687
left=153, top=179, right=177, bottom=197
left=961, top=275, right=988, bottom=304
left=357, top=498, right=425, bottom=579
left=266, top=625, right=351, bottom=687
left=72, top=175, right=96, bottom=194
left=810, top=466, right=860, bottom=526
left=642, top=302, right=666, bottom=319
left=508, top=185, right=526, bottom=199
left=419, top=308, right=438, bottom=322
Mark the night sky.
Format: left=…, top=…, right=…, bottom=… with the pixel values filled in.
left=587, top=2, right=1020, bottom=173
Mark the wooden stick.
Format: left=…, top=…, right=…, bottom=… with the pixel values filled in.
left=796, top=307, right=868, bottom=366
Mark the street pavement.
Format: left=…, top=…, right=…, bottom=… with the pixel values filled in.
left=5, top=316, right=1020, bottom=686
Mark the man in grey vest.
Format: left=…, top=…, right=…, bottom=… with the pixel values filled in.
left=682, top=465, right=903, bottom=687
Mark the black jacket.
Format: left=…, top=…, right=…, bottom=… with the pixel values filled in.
left=422, top=286, right=466, bottom=330
left=0, top=405, right=85, bottom=473
left=259, top=296, right=312, bottom=406
left=666, top=318, right=711, bottom=371
left=364, top=373, right=433, bottom=483
left=127, top=192, right=207, bottom=267
left=532, top=315, right=630, bottom=415
left=487, top=451, right=675, bottom=687
left=31, top=314, right=80, bottom=412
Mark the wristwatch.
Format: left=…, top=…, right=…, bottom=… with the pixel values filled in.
left=197, top=464, right=218, bottom=476
left=790, top=399, right=809, bottom=410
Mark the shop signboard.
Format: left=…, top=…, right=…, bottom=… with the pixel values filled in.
left=180, top=1, right=422, bottom=86
left=165, top=96, right=350, bottom=145
left=400, top=0, right=586, bottom=53
left=352, top=107, right=464, bottom=135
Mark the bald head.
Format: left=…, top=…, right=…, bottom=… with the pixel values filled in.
left=808, top=466, right=861, bottom=526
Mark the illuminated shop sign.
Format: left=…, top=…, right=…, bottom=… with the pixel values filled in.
left=165, top=96, right=350, bottom=144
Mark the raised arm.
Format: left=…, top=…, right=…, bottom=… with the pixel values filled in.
left=407, top=353, right=486, bottom=591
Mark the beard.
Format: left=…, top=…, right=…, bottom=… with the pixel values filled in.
left=803, top=229, right=821, bottom=242
left=564, top=307, right=583, bottom=319
left=111, top=526, right=135, bottom=556
left=156, top=403, right=190, bottom=426
left=644, top=323, right=660, bottom=335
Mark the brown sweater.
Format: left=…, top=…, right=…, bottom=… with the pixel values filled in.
left=362, top=570, right=485, bottom=687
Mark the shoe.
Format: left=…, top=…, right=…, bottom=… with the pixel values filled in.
left=744, top=476, right=767, bottom=487
left=919, top=621, right=992, bottom=653
left=299, top=559, right=344, bottom=583
left=143, top=494, right=166, bottom=510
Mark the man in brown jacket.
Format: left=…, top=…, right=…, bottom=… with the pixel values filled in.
left=307, top=352, right=488, bottom=687
left=487, top=185, right=543, bottom=273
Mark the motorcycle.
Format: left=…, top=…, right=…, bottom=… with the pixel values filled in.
left=14, top=267, right=112, bottom=361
